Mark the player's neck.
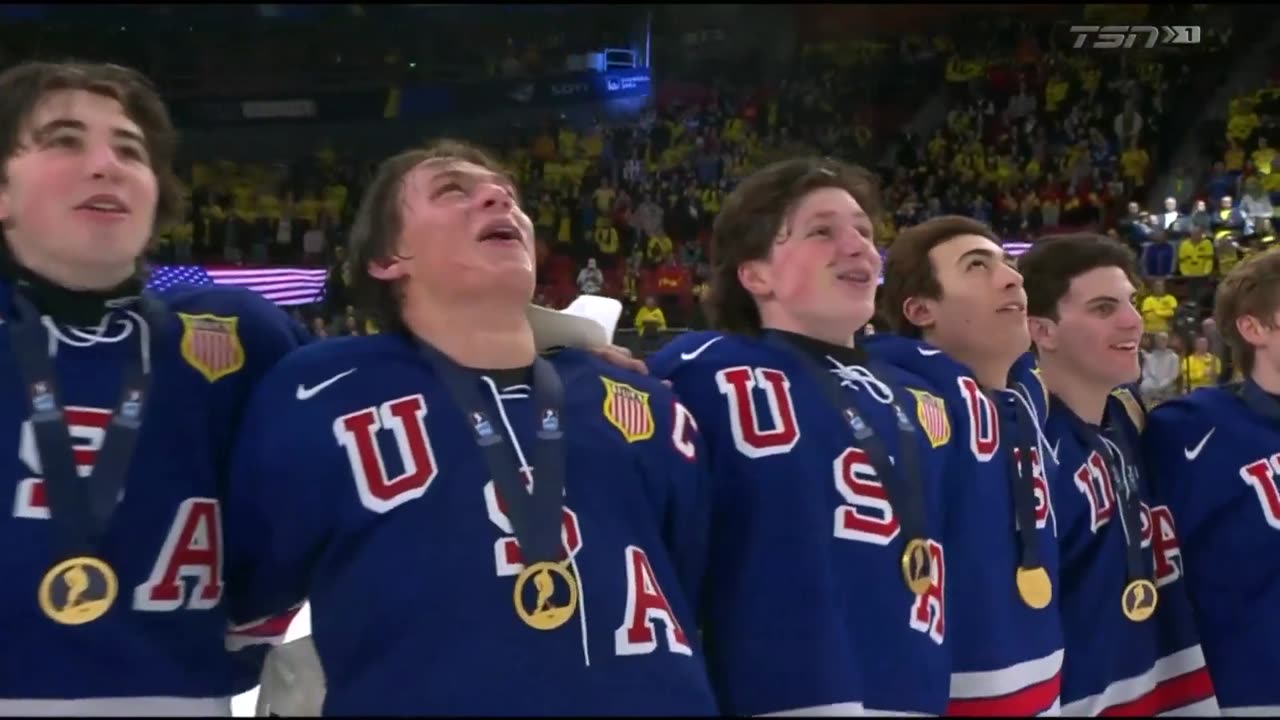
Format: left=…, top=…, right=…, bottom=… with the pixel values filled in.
left=1038, top=356, right=1109, bottom=425
left=6, top=241, right=135, bottom=291
left=760, top=308, right=858, bottom=348
left=400, top=297, right=536, bottom=370
left=1250, top=361, right=1280, bottom=395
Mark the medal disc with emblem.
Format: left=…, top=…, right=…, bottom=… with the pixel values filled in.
left=513, top=561, right=579, bottom=631
left=39, top=557, right=118, bottom=625
left=1016, top=566, right=1053, bottom=610
left=900, top=538, right=933, bottom=595
left=1121, top=579, right=1159, bottom=622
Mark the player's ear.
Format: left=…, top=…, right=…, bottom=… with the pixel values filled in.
left=367, top=255, right=406, bottom=281
left=737, top=260, right=771, bottom=297
left=1027, top=316, right=1057, bottom=351
left=1236, top=313, right=1269, bottom=346
left=902, top=296, right=935, bottom=332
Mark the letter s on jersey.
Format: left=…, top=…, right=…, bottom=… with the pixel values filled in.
left=14, top=409, right=226, bottom=613
left=334, top=394, right=440, bottom=514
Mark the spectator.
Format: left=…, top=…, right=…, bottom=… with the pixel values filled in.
left=1114, top=99, right=1144, bottom=148
left=646, top=230, right=673, bottom=264
left=1178, top=226, right=1215, bottom=278
left=633, top=296, right=667, bottom=337
left=310, top=316, right=330, bottom=339
left=1240, top=178, right=1274, bottom=226
left=1156, top=197, right=1181, bottom=231
left=1157, top=166, right=1195, bottom=210
left=1181, top=334, right=1222, bottom=390
left=1139, top=331, right=1182, bottom=405
left=576, top=257, right=604, bottom=295
left=1141, top=279, right=1178, bottom=334
left=341, top=313, right=363, bottom=337
left=1211, top=195, right=1247, bottom=242
left=1200, top=317, right=1231, bottom=382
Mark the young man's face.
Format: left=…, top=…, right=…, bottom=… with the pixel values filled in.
left=914, top=233, right=1029, bottom=362
left=742, top=186, right=880, bottom=338
left=369, top=158, right=535, bottom=303
left=1032, top=266, right=1143, bottom=389
left=0, top=89, right=158, bottom=283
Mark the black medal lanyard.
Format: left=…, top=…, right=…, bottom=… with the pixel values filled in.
left=762, top=331, right=934, bottom=593
left=415, top=338, right=568, bottom=568
left=989, top=389, right=1053, bottom=608
left=8, top=290, right=165, bottom=563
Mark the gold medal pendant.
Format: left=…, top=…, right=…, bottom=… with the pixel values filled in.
left=513, top=560, right=579, bottom=631
left=901, top=538, right=933, bottom=595
left=1015, top=566, right=1053, bottom=610
left=39, top=557, right=118, bottom=625
left=1121, top=579, right=1159, bottom=622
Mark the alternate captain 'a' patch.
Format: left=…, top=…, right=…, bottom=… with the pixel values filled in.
left=908, top=388, right=951, bottom=448
left=601, top=377, right=655, bottom=443
left=178, top=313, right=245, bottom=383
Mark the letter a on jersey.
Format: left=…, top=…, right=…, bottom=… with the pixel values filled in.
left=178, top=313, right=245, bottom=383
left=601, top=377, right=655, bottom=443
left=909, top=389, right=951, bottom=448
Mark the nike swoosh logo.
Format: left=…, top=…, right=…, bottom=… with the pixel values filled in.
left=296, top=369, right=356, bottom=401
left=680, top=336, right=723, bottom=361
left=918, top=348, right=943, bottom=356
left=1183, top=427, right=1215, bottom=461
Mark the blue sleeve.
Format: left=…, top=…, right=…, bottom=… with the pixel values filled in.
left=222, top=357, right=337, bottom=632
left=641, top=384, right=714, bottom=617
left=664, top=363, right=866, bottom=717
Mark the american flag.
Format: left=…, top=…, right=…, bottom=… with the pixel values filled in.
left=146, top=265, right=329, bottom=306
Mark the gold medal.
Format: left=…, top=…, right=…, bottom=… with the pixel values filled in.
left=513, top=561, right=579, bottom=631
left=1015, top=566, right=1052, bottom=610
left=901, top=538, right=933, bottom=595
left=39, top=557, right=118, bottom=626
left=1122, top=579, right=1159, bottom=622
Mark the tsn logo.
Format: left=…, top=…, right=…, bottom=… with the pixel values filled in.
left=708, top=366, right=1040, bottom=647
left=15, top=408, right=225, bottom=612
left=333, top=393, right=701, bottom=657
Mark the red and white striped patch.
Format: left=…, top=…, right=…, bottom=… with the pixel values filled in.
left=601, top=377, right=655, bottom=443
left=178, top=313, right=245, bottom=383
left=1062, top=645, right=1218, bottom=717
left=908, top=389, right=951, bottom=448
left=948, top=648, right=1064, bottom=716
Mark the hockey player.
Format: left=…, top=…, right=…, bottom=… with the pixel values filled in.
left=0, top=61, right=310, bottom=713
left=224, top=140, right=717, bottom=715
left=1018, top=234, right=1216, bottom=715
left=1142, top=249, right=1280, bottom=714
left=646, top=157, right=953, bottom=715
left=868, top=215, right=1063, bottom=714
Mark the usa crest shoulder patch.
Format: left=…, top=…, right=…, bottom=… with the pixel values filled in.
left=600, top=377, right=655, bottom=443
left=178, top=313, right=245, bottom=383
left=907, top=388, right=951, bottom=448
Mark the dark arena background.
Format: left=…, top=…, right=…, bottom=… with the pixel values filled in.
left=2, top=2, right=1280, bottom=712
left=5, top=1, right=1275, bottom=407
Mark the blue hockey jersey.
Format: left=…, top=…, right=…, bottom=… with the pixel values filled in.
left=1143, top=383, right=1280, bottom=715
left=0, top=279, right=309, bottom=714
left=1047, top=389, right=1217, bottom=715
left=864, top=336, right=1064, bottom=716
left=224, top=332, right=716, bottom=715
left=647, top=331, right=952, bottom=716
